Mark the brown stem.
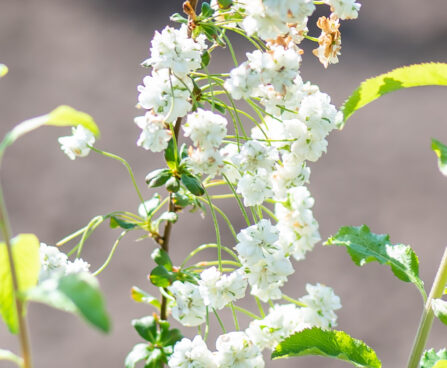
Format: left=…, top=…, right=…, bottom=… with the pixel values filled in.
left=0, top=185, right=33, bottom=368
left=160, top=117, right=183, bottom=321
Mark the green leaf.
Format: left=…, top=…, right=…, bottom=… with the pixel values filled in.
left=58, top=273, right=111, bottom=333
left=164, top=139, right=178, bottom=170
left=109, top=216, right=137, bottom=230
left=146, top=169, right=172, bottom=188
left=341, top=63, right=447, bottom=126
left=47, top=105, right=100, bottom=137
left=434, top=361, right=447, bottom=368
left=272, top=327, right=381, bottom=368
left=25, top=280, right=78, bottom=313
left=138, top=194, right=161, bottom=218
left=151, top=248, right=173, bottom=271
left=130, top=286, right=161, bottom=310
left=217, top=0, right=233, bottom=9
left=432, top=299, right=447, bottom=325
left=149, top=266, right=175, bottom=287
left=125, top=343, right=150, bottom=368
left=325, top=225, right=425, bottom=298
left=432, top=139, right=447, bottom=176
left=0, top=64, right=8, bottom=78
left=144, top=348, right=165, bottom=368
left=0, top=234, right=40, bottom=333
left=201, top=51, right=211, bottom=68
left=421, top=349, right=447, bottom=368
left=165, top=177, right=180, bottom=193
left=200, top=2, right=214, bottom=18
left=132, top=316, right=158, bottom=342
left=170, top=13, right=188, bottom=24
left=0, top=349, right=23, bottom=367
left=181, top=173, right=205, bottom=196
left=158, top=320, right=183, bottom=346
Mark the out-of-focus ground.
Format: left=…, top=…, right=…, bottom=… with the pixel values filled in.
left=1, top=0, right=447, bottom=367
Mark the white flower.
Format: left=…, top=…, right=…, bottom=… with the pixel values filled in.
left=184, top=109, right=228, bottom=150
left=325, top=0, right=361, bottom=19
left=224, top=62, right=261, bottom=100
left=244, top=251, right=294, bottom=302
left=39, top=243, right=68, bottom=281
left=271, top=153, right=310, bottom=201
left=199, top=267, right=247, bottom=310
left=187, top=147, right=224, bottom=177
left=143, top=25, right=207, bottom=77
left=169, top=281, right=206, bottom=327
left=241, top=0, right=315, bottom=41
left=216, top=332, right=264, bottom=368
left=237, top=169, right=273, bottom=206
left=220, top=144, right=241, bottom=184
left=65, top=258, right=90, bottom=275
left=275, top=186, right=321, bottom=260
left=232, top=140, right=278, bottom=173
left=39, top=243, right=90, bottom=282
left=138, top=69, right=192, bottom=122
left=168, top=336, right=217, bottom=368
left=58, top=125, right=95, bottom=160
left=299, top=283, right=341, bottom=328
left=246, top=304, right=310, bottom=350
left=134, top=112, right=172, bottom=152
left=235, top=220, right=280, bottom=265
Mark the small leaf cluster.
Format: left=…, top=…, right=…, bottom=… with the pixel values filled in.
left=125, top=316, right=182, bottom=368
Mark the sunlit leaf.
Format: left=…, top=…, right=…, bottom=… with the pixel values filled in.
left=421, top=349, right=447, bottom=368
left=0, top=64, right=8, bottom=78
left=0, top=234, right=40, bottom=333
left=432, top=299, right=447, bottom=326
left=431, top=139, right=447, bottom=176
left=272, top=327, right=381, bottom=368
left=341, top=63, right=447, bottom=126
left=130, top=286, right=161, bottom=310
left=325, top=225, right=425, bottom=299
left=46, top=105, right=100, bottom=137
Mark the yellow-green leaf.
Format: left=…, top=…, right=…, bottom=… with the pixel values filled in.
left=431, top=139, right=447, bottom=176
left=0, top=64, right=8, bottom=78
left=0, top=349, right=23, bottom=367
left=433, top=361, right=447, bottom=368
left=47, top=105, right=100, bottom=137
left=0, top=234, right=40, bottom=333
left=341, top=63, right=447, bottom=126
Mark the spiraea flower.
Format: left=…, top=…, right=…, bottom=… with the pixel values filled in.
left=134, top=111, right=172, bottom=152
left=169, top=281, right=206, bottom=327
left=168, top=336, right=217, bottom=368
left=143, top=25, right=207, bottom=78
left=183, top=109, right=228, bottom=150
left=299, top=283, right=342, bottom=328
left=199, top=267, right=247, bottom=310
left=232, top=140, right=279, bottom=173
left=312, top=15, right=342, bottom=68
left=58, top=125, right=95, bottom=160
left=215, top=331, right=265, bottom=368
left=237, top=169, right=273, bottom=207
left=137, top=69, right=192, bottom=122
left=325, top=0, right=361, bottom=20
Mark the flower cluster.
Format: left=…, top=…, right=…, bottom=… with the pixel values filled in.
left=126, top=1, right=362, bottom=366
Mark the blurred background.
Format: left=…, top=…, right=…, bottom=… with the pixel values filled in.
left=1, top=0, right=447, bottom=367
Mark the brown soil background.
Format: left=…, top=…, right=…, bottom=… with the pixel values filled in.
left=1, top=0, right=447, bottom=367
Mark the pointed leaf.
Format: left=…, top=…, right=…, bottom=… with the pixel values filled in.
left=432, top=299, right=447, bottom=325
left=132, top=316, right=157, bottom=342
left=341, top=63, right=447, bottom=126
left=109, top=216, right=137, bottom=230
left=144, top=348, right=165, bottom=368
left=151, top=248, right=173, bottom=271
left=138, top=194, right=161, bottom=218
left=130, top=287, right=161, bottom=310
left=181, top=173, right=205, bottom=196
left=325, top=225, right=425, bottom=298
left=58, top=273, right=111, bottom=333
left=164, top=139, right=178, bottom=170
left=125, top=343, right=150, bottom=368
left=146, top=169, right=172, bottom=188
left=421, top=349, right=447, bottom=368
left=431, top=139, right=447, bottom=176
left=47, top=105, right=100, bottom=137
left=149, top=266, right=175, bottom=287
left=0, top=234, right=40, bottom=333
left=0, top=349, right=23, bottom=367
left=272, top=327, right=381, bottom=368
